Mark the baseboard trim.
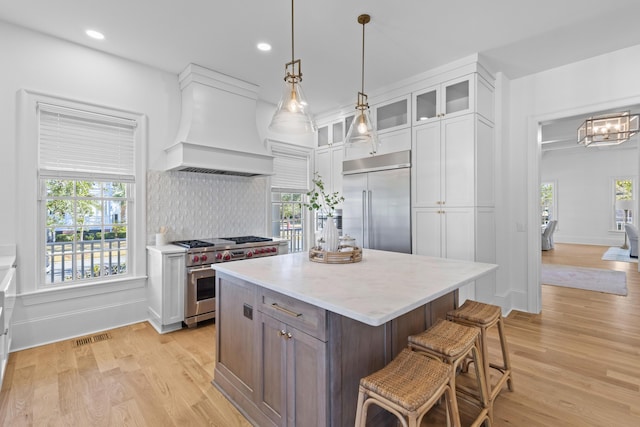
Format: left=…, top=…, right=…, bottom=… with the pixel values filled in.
left=11, top=298, right=148, bottom=351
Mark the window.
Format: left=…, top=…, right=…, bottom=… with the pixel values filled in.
left=269, top=142, right=312, bottom=253
left=271, top=192, right=305, bottom=253
left=614, top=178, right=634, bottom=230
left=44, top=180, right=129, bottom=284
left=37, top=101, right=138, bottom=287
left=540, top=181, right=556, bottom=226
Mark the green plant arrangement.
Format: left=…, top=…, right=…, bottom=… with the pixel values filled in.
left=304, top=172, right=344, bottom=217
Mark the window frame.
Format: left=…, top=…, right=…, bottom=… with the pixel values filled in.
left=17, top=89, right=147, bottom=295
left=540, top=180, right=557, bottom=227
left=613, top=176, right=635, bottom=232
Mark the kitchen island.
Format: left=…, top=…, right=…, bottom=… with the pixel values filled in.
left=212, top=249, right=497, bottom=427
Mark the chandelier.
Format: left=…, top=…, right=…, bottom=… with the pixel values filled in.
left=577, top=111, right=639, bottom=147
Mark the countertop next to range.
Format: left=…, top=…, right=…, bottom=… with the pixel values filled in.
left=213, top=249, right=498, bottom=327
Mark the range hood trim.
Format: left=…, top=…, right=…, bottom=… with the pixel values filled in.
left=166, top=141, right=274, bottom=177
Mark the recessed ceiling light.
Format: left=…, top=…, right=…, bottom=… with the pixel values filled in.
left=257, top=42, right=272, bottom=52
left=86, top=30, right=105, bottom=40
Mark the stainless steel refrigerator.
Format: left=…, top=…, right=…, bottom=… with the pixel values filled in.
left=342, top=150, right=411, bottom=254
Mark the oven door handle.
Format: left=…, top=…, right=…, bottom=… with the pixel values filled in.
left=187, top=265, right=215, bottom=274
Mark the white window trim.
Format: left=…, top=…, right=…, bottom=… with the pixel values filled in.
left=17, top=89, right=147, bottom=298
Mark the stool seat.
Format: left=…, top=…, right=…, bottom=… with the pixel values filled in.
left=447, top=300, right=501, bottom=326
left=409, top=318, right=480, bottom=357
left=360, top=348, right=451, bottom=412
left=355, top=348, right=460, bottom=427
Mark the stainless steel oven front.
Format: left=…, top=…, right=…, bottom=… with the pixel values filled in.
left=185, top=265, right=216, bottom=327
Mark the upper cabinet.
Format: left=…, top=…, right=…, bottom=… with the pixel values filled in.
left=317, top=119, right=346, bottom=147
left=374, top=95, right=410, bottom=134
left=412, top=74, right=494, bottom=126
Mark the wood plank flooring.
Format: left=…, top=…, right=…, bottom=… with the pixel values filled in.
left=1, top=243, right=639, bottom=426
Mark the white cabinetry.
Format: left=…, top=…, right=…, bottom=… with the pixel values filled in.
left=412, top=114, right=494, bottom=208
left=147, top=246, right=185, bottom=334
left=411, top=71, right=495, bottom=303
left=0, top=266, right=16, bottom=388
left=412, top=73, right=494, bottom=125
left=313, top=145, right=343, bottom=202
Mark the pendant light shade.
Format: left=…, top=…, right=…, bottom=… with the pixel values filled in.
left=345, top=14, right=380, bottom=155
left=268, top=0, right=316, bottom=134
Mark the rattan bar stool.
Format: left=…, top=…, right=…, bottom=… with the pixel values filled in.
left=354, top=348, right=461, bottom=427
left=408, top=319, right=491, bottom=427
left=447, top=300, right=513, bottom=402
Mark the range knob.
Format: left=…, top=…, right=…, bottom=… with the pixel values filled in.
left=215, top=253, right=223, bottom=260
left=223, top=252, right=231, bottom=261
left=192, top=255, right=200, bottom=262
left=201, top=254, right=208, bottom=262
left=256, top=248, right=264, bottom=254
left=246, top=251, right=253, bottom=258
left=270, top=247, right=277, bottom=253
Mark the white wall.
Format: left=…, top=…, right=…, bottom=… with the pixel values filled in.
left=0, top=21, right=183, bottom=349
left=541, top=146, right=637, bottom=246
left=504, top=43, right=640, bottom=313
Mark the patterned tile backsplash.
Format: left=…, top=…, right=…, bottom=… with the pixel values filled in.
left=147, top=170, right=268, bottom=243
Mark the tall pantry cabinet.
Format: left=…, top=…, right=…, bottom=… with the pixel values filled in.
left=411, top=71, right=496, bottom=302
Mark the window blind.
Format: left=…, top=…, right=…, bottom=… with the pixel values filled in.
left=38, top=102, right=137, bottom=181
left=271, top=148, right=310, bottom=193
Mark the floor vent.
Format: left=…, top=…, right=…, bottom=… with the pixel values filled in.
left=74, top=332, right=112, bottom=347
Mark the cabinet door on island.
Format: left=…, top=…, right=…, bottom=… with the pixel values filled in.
left=257, top=312, right=328, bottom=427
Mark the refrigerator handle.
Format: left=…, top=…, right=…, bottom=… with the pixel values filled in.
left=361, top=190, right=366, bottom=246
left=368, top=190, right=373, bottom=249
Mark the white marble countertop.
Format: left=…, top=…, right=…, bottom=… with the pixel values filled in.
left=213, top=249, right=498, bottom=327
left=146, top=244, right=187, bottom=254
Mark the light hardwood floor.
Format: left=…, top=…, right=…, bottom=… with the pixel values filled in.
left=1, top=243, right=639, bottom=426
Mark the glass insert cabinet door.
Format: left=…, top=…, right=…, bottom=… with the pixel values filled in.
left=413, top=75, right=474, bottom=125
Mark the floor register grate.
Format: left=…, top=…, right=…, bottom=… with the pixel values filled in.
left=74, top=332, right=112, bottom=347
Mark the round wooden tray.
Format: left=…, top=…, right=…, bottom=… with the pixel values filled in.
left=309, top=246, right=362, bottom=264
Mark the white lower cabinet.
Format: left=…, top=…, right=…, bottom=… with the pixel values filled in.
left=147, top=248, right=185, bottom=333
left=413, top=207, right=475, bottom=260
left=413, top=207, right=495, bottom=302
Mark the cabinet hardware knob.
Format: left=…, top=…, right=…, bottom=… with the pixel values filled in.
left=286, top=332, right=293, bottom=339
left=278, top=329, right=287, bottom=337
left=271, top=303, right=303, bottom=318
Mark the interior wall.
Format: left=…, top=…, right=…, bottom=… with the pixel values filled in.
left=505, top=43, right=640, bottom=313
left=541, top=146, right=638, bottom=246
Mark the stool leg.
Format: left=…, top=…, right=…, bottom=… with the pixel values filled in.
left=497, top=317, right=514, bottom=392
left=354, top=388, right=367, bottom=427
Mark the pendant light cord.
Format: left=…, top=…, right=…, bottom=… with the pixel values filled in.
left=361, top=18, right=365, bottom=95
left=291, top=0, right=295, bottom=65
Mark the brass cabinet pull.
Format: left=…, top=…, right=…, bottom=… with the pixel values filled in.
left=271, top=303, right=302, bottom=318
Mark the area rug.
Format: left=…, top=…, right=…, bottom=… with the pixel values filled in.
left=541, top=264, right=627, bottom=296
left=601, top=247, right=638, bottom=263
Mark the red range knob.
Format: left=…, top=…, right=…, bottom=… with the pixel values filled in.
left=270, top=247, right=277, bottom=253
left=246, top=251, right=253, bottom=258
left=215, top=253, right=223, bottom=260
left=193, top=255, right=200, bottom=262
left=257, top=248, right=264, bottom=254
left=223, top=253, right=231, bottom=261
left=201, top=255, right=208, bottom=262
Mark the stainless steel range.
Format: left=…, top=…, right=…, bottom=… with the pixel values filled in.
left=173, top=236, right=281, bottom=327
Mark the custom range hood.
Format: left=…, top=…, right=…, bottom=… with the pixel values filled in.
left=165, top=64, right=274, bottom=177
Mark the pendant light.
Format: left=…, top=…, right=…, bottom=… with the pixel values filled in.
left=345, top=14, right=380, bottom=155
left=268, top=0, right=316, bottom=134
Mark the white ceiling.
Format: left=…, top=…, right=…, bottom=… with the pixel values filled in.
left=2, top=1, right=640, bottom=116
